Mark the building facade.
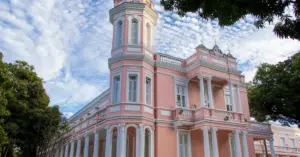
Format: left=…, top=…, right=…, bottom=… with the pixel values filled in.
left=47, top=0, right=280, bottom=157
left=255, top=124, right=300, bottom=157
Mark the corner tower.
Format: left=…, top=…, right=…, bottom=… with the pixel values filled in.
left=109, top=0, right=158, bottom=56
left=108, top=0, right=158, bottom=106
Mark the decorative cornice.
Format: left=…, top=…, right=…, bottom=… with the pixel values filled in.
left=109, top=2, right=158, bottom=24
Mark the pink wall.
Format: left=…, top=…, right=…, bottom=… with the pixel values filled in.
left=155, top=126, right=177, bottom=157
left=155, top=73, right=175, bottom=109
left=213, top=85, right=226, bottom=110
left=191, top=130, right=204, bottom=157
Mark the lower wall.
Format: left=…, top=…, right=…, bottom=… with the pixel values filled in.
left=155, top=126, right=177, bottom=157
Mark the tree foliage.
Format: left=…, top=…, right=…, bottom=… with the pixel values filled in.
left=0, top=52, right=63, bottom=157
left=248, top=52, right=300, bottom=126
left=160, top=0, right=300, bottom=40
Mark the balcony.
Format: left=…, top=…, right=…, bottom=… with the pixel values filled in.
left=173, top=107, right=245, bottom=124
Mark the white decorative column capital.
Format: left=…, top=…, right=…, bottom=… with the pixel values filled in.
left=201, top=126, right=210, bottom=131
left=211, top=127, right=218, bottom=132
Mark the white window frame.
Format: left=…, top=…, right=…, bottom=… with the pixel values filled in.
left=280, top=137, right=286, bottom=147
left=111, top=73, right=122, bottom=104
left=174, top=77, right=189, bottom=108
left=114, top=17, right=124, bottom=48
left=177, top=130, right=192, bottom=157
left=144, top=76, right=152, bottom=106
left=126, top=71, right=140, bottom=103
left=128, top=16, right=141, bottom=45
left=290, top=138, right=296, bottom=148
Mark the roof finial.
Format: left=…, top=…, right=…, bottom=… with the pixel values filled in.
left=214, top=39, right=217, bottom=45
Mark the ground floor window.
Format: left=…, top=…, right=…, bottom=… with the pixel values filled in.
left=178, top=132, right=191, bottom=157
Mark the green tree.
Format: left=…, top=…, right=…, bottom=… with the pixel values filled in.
left=248, top=52, right=300, bottom=126
left=0, top=52, right=62, bottom=157
left=160, top=0, right=300, bottom=40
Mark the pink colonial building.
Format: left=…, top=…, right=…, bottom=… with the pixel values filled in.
left=255, top=123, right=300, bottom=157
left=47, top=0, right=284, bottom=157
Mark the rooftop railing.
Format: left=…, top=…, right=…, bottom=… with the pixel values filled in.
left=248, top=121, right=271, bottom=132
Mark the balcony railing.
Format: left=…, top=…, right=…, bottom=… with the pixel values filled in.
left=255, top=144, right=300, bottom=154
left=173, top=107, right=244, bottom=123
left=248, top=121, right=271, bottom=132
left=160, top=55, right=183, bottom=66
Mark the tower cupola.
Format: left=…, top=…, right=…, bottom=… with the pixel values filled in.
left=109, top=0, right=158, bottom=57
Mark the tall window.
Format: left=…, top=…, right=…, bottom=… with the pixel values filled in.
left=146, top=23, right=151, bottom=48
left=112, top=75, right=120, bottom=104
left=115, top=20, right=123, bottom=48
left=280, top=137, right=286, bottom=147
left=145, top=77, right=151, bottom=105
left=225, top=94, right=233, bottom=111
left=291, top=139, right=296, bottom=148
left=176, top=85, right=186, bottom=107
left=178, top=132, right=190, bottom=157
left=131, top=19, right=138, bottom=44
left=128, top=75, right=138, bottom=102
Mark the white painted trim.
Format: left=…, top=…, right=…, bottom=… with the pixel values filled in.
left=113, top=17, right=125, bottom=48
left=126, top=71, right=140, bottom=103
left=144, top=75, right=153, bottom=106
left=111, top=71, right=122, bottom=104
left=128, top=15, right=141, bottom=45
left=177, top=130, right=192, bottom=157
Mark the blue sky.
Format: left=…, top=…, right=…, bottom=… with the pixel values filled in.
left=1, top=0, right=300, bottom=118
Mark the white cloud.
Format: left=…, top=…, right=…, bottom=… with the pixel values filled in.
left=1, top=0, right=299, bottom=115
left=62, top=112, right=74, bottom=119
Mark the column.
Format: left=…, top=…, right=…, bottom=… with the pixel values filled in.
left=150, top=128, right=154, bottom=157
left=55, top=149, right=59, bottom=157
left=105, top=127, right=112, bottom=157
left=64, top=143, right=69, bottom=157
left=75, top=139, right=81, bottom=157
left=93, top=132, right=99, bottom=157
left=83, top=134, right=90, bottom=157
left=138, top=124, right=145, bottom=157
left=60, top=146, right=64, bottom=157
left=268, top=139, right=276, bottom=157
left=207, top=77, right=214, bottom=108
left=211, top=128, right=219, bottom=157
left=236, top=85, right=242, bottom=113
left=199, top=77, right=205, bottom=107
left=241, top=131, right=249, bottom=157
left=229, top=82, right=236, bottom=112
left=117, top=124, right=126, bottom=157
left=234, top=130, right=242, bottom=157
left=201, top=127, right=211, bottom=157
left=69, top=140, right=75, bottom=157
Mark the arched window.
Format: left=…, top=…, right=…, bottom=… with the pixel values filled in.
left=146, top=23, right=151, bottom=48
left=131, top=18, right=139, bottom=44
left=115, top=20, right=123, bottom=48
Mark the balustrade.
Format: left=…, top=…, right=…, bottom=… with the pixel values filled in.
left=160, top=55, right=182, bottom=66
left=248, top=121, right=271, bottom=132
left=174, top=107, right=244, bottom=123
